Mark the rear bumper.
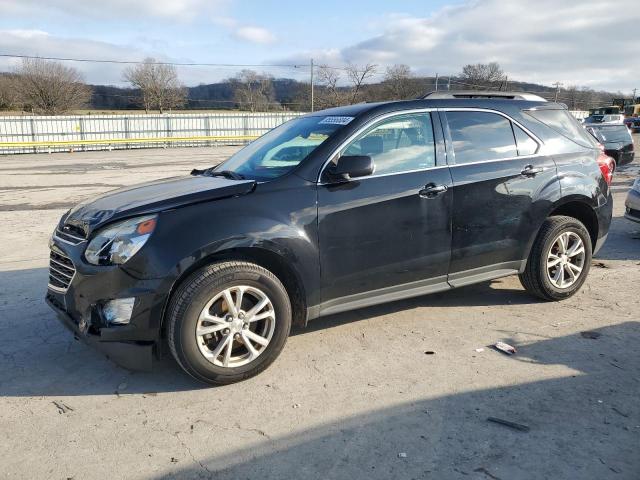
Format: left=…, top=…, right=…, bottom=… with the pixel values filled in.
left=592, top=192, right=613, bottom=256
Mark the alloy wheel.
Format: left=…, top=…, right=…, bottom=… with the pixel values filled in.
left=195, top=285, right=275, bottom=367
left=546, top=231, right=586, bottom=289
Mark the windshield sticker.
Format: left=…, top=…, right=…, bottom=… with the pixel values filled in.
left=319, top=116, right=354, bottom=125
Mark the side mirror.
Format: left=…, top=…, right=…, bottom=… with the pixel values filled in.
left=327, top=155, right=374, bottom=181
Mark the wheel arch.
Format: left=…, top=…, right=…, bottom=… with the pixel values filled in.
left=161, top=246, right=309, bottom=335
left=524, top=196, right=599, bottom=264
left=548, top=198, right=599, bottom=248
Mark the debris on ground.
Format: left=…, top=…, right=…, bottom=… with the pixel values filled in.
left=397, top=452, right=407, bottom=458
left=292, top=403, right=301, bottom=409
left=580, top=331, right=601, bottom=339
left=52, top=401, right=74, bottom=414
left=492, top=342, right=517, bottom=355
left=475, top=348, right=485, bottom=353
left=170, top=457, right=178, bottom=463
left=424, top=350, right=435, bottom=355
left=593, top=261, right=610, bottom=269
left=473, top=467, right=502, bottom=479
left=487, top=416, right=530, bottom=432
left=611, top=407, right=629, bottom=418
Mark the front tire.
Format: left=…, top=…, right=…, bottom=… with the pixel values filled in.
left=167, top=261, right=292, bottom=385
left=519, top=216, right=592, bottom=301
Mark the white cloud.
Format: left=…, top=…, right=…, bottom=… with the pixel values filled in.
left=0, top=29, right=151, bottom=84
left=281, top=0, right=640, bottom=92
left=233, top=26, right=276, bottom=45
left=0, top=0, right=228, bottom=21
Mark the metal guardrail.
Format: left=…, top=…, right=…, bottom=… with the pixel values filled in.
left=0, top=112, right=304, bottom=154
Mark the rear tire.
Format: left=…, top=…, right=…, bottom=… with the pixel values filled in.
left=167, top=261, right=291, bottom=385
left=519, top=216, right=592, bottom=301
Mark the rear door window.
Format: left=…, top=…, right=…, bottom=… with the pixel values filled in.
left=446, top=111, right=517, bottom=164
left=513, top=124, right=538, bottom=156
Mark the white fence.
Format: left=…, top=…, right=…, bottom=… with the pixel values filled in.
left=0, top=112, right=304, bottom=155
left=0, top=109, right=591, bottom=155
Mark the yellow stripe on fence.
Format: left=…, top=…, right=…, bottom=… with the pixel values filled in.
left=0, top=135, right=260, bottom=148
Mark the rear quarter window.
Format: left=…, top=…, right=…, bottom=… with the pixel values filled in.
left=526, top=109, right=597, bottom=149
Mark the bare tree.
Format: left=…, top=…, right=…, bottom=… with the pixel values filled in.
left=345, top=63, right=378, bottom=103
left=563, top=85, right=595, bottom=110
left=315, top=65, right=343, bottom=108
left=123, top=58, right=186, bottom=113
left=230, top=70, right=278, bottom=112
left=384, top=64, right=415, bottom=100
left=315, top=63, right=378, bottom=107
left=0, top=74, right=20, bottom=111
left=459, top=62, right=506, bottom=90
left=14, top=58, right=90, bottom=114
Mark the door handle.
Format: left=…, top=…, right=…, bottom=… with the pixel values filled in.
left=419, top=183, right=448, bottom=198
left=521, top=164, right=544, bottom=177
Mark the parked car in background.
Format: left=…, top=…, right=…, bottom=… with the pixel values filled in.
left=585, top=124, right=635, bottom=166
left=625, top=178, right=640, bottom=223
left=583, top=113, right=626, bottom=125
left=624, top=116, right=640, bottom=133
left=46, top=92, right=614, bottom=385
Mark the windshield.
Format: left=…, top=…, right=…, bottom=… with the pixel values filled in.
left=214, top=116, right=348, bottom=181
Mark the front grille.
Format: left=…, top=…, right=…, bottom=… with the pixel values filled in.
left=48, top=249, right=76, bottom=292
left=55, top=225, right=86, bottom=245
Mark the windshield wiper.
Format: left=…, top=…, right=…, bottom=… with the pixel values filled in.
left=191, top=168, right=245, bottom=180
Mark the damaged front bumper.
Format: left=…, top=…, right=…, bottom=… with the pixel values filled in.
left=45, top=233, right=171, bottom=371
left=46, top=292, right=154, bottom=370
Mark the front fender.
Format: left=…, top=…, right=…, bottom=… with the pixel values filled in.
left=137, top=183, right=319, bottom=332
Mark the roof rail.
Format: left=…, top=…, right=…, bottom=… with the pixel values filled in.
left=422, top=90, right=547, bottom=102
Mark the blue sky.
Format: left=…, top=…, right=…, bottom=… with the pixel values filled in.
left=0, top=0, right=638, bottom=92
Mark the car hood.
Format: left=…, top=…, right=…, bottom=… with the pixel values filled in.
left=63, top=175, right=256, bottom=236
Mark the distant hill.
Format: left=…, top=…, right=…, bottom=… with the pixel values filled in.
left=81, top=76, right=620, bottom=112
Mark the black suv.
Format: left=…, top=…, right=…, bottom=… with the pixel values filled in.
left=46, top=92, right=613, bottom=385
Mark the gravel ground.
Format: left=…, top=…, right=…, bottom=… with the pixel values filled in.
left=0, top=142, right=639, bottom=480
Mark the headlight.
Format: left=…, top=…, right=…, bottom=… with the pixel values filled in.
left=85, top=214, right=157, bottom=265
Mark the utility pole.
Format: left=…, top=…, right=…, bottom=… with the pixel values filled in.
left=447, top=76, right=451, bottom=91
left=633, top=88, right=638, bottom=103
left=435, top=73, right=439, bottom=91
left=310, top=58, right=314, bottom=112
left=503, top=76, right=508, bottom=91
left=553, top=82, right=563, bottom=103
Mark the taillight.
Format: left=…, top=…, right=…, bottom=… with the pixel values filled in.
left=596, top=147, right=615, bottom=186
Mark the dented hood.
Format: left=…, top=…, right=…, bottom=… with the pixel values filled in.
left=63, top=175, right=256, bottom=236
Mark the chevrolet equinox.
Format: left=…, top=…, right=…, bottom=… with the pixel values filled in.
left=46, top=92, right=613, bottom=385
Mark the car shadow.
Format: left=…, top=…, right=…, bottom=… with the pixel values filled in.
left=0, top=266, right=538, bottom=397
left=293, top=280, right=540, bottom=336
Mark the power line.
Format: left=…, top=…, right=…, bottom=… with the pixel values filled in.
left=0, top=53, right=307, bottom=69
